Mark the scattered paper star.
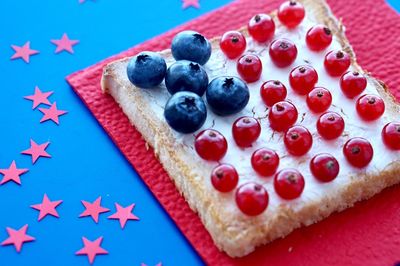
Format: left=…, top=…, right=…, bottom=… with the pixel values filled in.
left=1, top=225, right=35, bottom=253
left=182, top=0, right=200, bottom=9
left=51, top=33, right=79, bottom=54
left=38, top=102, right=67, bottom=124
left=31, top=194, right=63, bottom=221
left=108, top=203, right=139, bottom=229
left=79, top=0, right=95, bottom=4
left=21, top=139, right=51, bottom=164
left=141, top=263, right=162, bottom=266
left=79, top=197, right=110, bottom=223
left=76, top=236, right=108, bottom=264
left=0, top=161, right=28, bottom=186
left=10, top=41, right=39, bottom=63
left=24, top=86, right=53, bottom=109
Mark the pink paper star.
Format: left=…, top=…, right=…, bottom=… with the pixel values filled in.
left=141, top=263, right=162, bottom=266
left=31, top=194, right=63, bottom=221
left=108, top=203, right=139, bottom=229
left=0, top=161, right=28, bottom=185
left=182, top=0, right=200, bottom=9
left=51, top=33, right=79, bottom=54
left=21, top=139, right=51, bottom=164
left=76, top=236, right=108, bottom=264
left=10, top=41, right=39, bottom=63
left=79, top=197, right=110, bottom=223
left=1, top=224, right=35, bottom=252
left=38, top=102, right=67, bottom=124
left=24, top=86, right=53, bottom=109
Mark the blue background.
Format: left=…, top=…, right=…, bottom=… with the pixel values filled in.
left=0, top=0, right=398, bottom=265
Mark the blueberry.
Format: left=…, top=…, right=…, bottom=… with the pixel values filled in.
left=126, top=51, right=167, bottom=88
left=206, top=77, right=250, bottom=116
left=165, top=60, right=209, bottom=96
left=164, top=91, right=207, bottom=134
left=171, top=31, right=212, bottom=65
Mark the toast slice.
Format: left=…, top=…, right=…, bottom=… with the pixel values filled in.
left=101, top=0, right=400, bottom=258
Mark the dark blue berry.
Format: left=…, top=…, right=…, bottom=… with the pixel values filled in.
left=164, top=91, right=207, bottom=134
left=206, top=77, right=250, bottom=116
left=171, top=31, right=212, bottom=65
left=165, top=60, right=209, bottom=96
left=126, top=51, right=166, bottom=88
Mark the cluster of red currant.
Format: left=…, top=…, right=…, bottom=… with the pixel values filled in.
left=195, top=0, right=400, bottom=216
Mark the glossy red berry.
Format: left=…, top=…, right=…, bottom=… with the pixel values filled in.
left=289, top=65, right=318, bottom=95
left=232, top=116, right=261, bottom=148
left=317, top=112, right=345, bottom=140
left=284, top=125, right=313, bottom=156
left=248, top=14, right=275, bottom=43
left=343, top=137, right=373, bottom=168
left=306, top=25, right=333, bottom=51
left=382, top=122, right=400, bottom=150
left=235, top=182, right=269, bottom=216
left=356, top=94, right=385, bottom=121
left=195, top=129, right=228, bottom=161
left=277, top=1, right=305, bottom=28
left=310, top=153, right=339, bottom=182
left=340, top=71, right=367, bottom=98
left=220, top=31, right=247, bottom=59
left=324, top=50, right=351, bottom=77
left=274, top=169, right=305, bottom=200
left=306, top=87, right=332, bottom=113
left=260, top=80, right=287, bottom=107
left=268, top=101, right=298, bottom=132
left=269, top=38, right=298, bottom=68
left=237, top=54, right=262, bottom=83
left=211, top=164, right=239, bottom=192
left=251, top=148, right=280, bottom=176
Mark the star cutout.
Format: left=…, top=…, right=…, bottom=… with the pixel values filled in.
left=10, top=41, right=39, bottom=63
left=51, top=33, right=79, bottom=54
left=21, top=139, right=51, bottom=164
left=24, top=86, right=53, bottom=109
left=76, top=236, right=108, bottom=264
left=0, top=161, right=28, bottom=185
left=141, top=263, right=162, bottom=266
left=31, top=194, right=63, bottom=221
left=182, top=0, right=200, bottom=9
left=108, top=203, right=139, bottom=229
left=79, top=197, right=110, bottom=223
left=38, top=102, right=67, bottom=124
left=1, top=224, right=35, bottom=252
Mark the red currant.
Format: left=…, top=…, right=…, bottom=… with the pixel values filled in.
left=220, top=31, right=247, bottom=59
left=260, top=80, right=287, bottom=107
left=269, top=38, right=298, bottom=68
left=306, top=25, right=333, bottom=51
left=235, top=182, right=269, bottom=216
left=211, top=164, right=239, bottom=192
left=277, top=1, right=305, bottom=28
left=274, top=169, right=305, bottom=200
left=284, top=125, right=313, bottom=156
left=195, top=129, right=228, bottom=161
left=289, top=65, right=318, bottom=95
left=343, top=137, right=373, bottom=168
left=251, top=148, right=280, bottom=176
left=382, top=122, right=400, bottom=150
left=324, top=50, right=351, bottom=77
left=356, top=94, right=385, bottom=121
left=340, top=71, right=367, bottom=99
left=268, top=101, right=298, bottom=132
left=306, top=87, right=332, bottom=113
left=310, top=153, right=339, bottom=182
left=248, top=14, right=275, bottom=43
left=232, top=116, right=261, bottom=148
left=317, top=112, right=345, bottom=140
left=237, top=54, right=262, bottom=83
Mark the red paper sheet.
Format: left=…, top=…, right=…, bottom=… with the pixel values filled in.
left=67, top=0, right=400, bottom=265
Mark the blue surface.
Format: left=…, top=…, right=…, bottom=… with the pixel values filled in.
left=0, top=0, right=231, bottom=265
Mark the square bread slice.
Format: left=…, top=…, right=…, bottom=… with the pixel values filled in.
left=101, top=0, right=400, bottom=258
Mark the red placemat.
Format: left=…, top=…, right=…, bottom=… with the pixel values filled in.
left=67, top=0, right=400, bottom=265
